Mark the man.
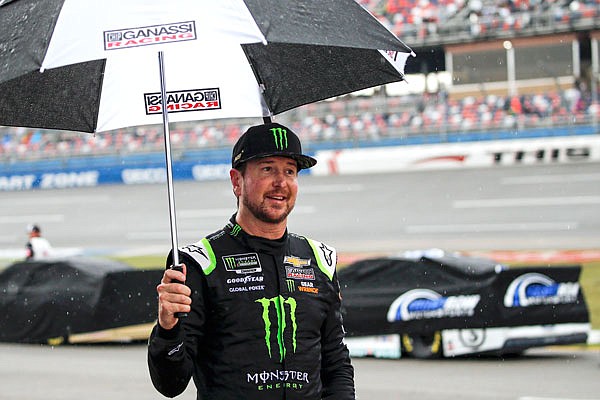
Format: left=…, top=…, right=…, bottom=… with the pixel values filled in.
left=25, top=224, right=53, bottom=260
left=147, top=122, right=355, bottom=400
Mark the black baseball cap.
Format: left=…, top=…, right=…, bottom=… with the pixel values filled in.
left=231, top=122, right=317, bottom=170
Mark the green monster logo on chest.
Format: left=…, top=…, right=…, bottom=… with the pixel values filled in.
left=256, top=296, right=297, bottom=362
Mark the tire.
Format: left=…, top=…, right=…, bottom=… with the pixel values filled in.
left=401, top=331, right=443, bottom=359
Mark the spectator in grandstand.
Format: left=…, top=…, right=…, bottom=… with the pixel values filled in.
left=1, top=87, right=595, bottom=160
left=25, top=224, right=54, bottom=261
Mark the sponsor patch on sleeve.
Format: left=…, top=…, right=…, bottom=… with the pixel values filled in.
left=307, top=239, right=336, bottom=281
left=179, top=238, right=215, bottom=275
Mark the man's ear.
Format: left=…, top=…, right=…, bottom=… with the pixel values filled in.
left=230, top=168, right=241, bottom=196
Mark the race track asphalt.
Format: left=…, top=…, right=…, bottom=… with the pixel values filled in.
left=1, top=343, right=599, bottom=400
left=1, top=162, right=599, bottom=258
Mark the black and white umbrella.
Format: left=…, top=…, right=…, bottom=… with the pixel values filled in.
left=0, top=0, right=414, bottom=263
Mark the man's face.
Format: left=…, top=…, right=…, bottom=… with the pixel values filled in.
left=235, top=156, right=299, bottom=225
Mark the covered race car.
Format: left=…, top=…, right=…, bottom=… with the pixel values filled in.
left=0, top=257, right=163, bottom=344
left=339, top=251, right=590, bottom=358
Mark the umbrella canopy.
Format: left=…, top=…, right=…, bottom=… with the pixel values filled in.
left=0, top=0, right=414, bottom=133
left=0, top=0, right=414, bottom=268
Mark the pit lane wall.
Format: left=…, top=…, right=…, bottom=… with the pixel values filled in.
left=1, top=135, right=599, bottom=191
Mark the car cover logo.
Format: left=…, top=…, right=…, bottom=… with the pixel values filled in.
left=144, top=88, right=221, bottom=114
left=222, top=253, right=262, bottom=274
left=504, top=273, right=579, bottom=307
left=256, top=296, right=297, bottom=362
left=104, top=21, right=197, bottom=50
left=387, top=289, right=480, bottom=322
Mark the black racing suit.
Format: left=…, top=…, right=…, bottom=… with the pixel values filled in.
left=147, top=215, right=355, bottom=400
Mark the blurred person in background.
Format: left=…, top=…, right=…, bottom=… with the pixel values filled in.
left=25, top=224, right=54, bottom=260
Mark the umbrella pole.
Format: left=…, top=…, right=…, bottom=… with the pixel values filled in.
left=158, top=51, right=180, bottom=267
left=158, top=51, right=187, bottom=318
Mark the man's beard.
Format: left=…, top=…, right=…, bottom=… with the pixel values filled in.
left=242, top=196, right=294, bottom=224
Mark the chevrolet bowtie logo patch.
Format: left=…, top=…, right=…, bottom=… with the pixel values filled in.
left=284, top=255, right=311, bottom=268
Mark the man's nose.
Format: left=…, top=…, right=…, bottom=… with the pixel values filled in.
left=272, top=170, right=287, bottom=186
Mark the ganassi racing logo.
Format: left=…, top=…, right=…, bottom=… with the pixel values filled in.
left=504, top=273, right=579, bottom=307
left=104, top=21, right=196, bottom=50
left=386, top=289, right=480, bottom=322
left=144, top=89, right=221, bottom=114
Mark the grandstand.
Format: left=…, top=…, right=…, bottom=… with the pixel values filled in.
left=1, top=0, right=599, bottom=163
left=362, top=0, right=600, bottom=46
